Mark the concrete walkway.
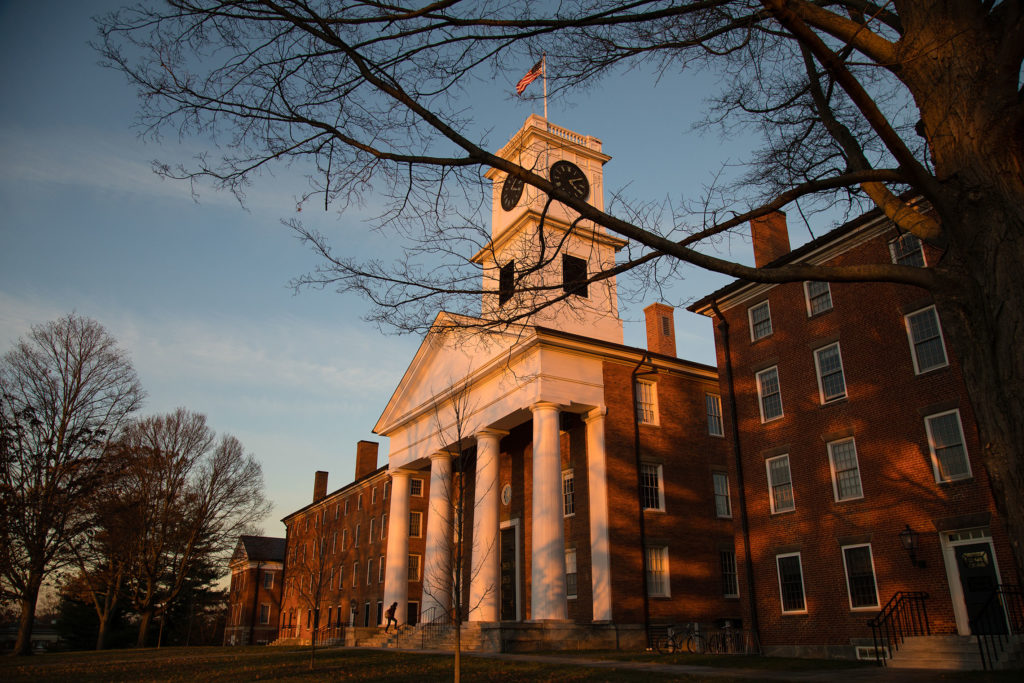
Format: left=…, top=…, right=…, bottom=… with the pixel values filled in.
left=362, top=647, right=981, bottom=681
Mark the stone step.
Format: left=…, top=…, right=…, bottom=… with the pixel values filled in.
left=889, top=635, right=982, bottom=671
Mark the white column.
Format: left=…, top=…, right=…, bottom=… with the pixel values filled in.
left=383, top=469, right=411, bottom=623
left=421, top=451, right=453, bottom=621
left=530, top=401, right=567, bottom=621
left=585, top=407, right=612, bottom=622
left=469, top=428, right=505, bottom=621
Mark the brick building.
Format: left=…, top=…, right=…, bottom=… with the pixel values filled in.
left=276, top=441, right=432, bottom=644
left=224, top=536, right=286, bottom=645
left=690, top=206, right=1019, bottom=659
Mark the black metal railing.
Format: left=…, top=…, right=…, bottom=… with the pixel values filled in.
left=971, top=584, right=1023, bottom=670
left=867, top=591, right=930, bottom=666
left=420, top=606, right=453, bottom=648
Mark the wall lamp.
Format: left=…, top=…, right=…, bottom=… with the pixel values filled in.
left=899, top=524, right=927, bottom=568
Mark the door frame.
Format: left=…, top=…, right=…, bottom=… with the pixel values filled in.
left=500, top=518, right=521, bottom=622
left=939, top=527, right=1004, bottom=635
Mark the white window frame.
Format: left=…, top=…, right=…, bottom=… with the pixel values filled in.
left=924, top=409, right=973, bottom=482
left=646, top=546, right=671, bottom=598
left=776, top=552, right=807, bottom=614
left=562, top=469, right=575, bottom=517
left=713, top=471, right=732, bottom=518
left=381, top=513, right=387, bottom=540
left=367, top=559, right=373, bottom=585
left=368, top=517, right=375, bottom=542
left=635, top=379, right=659, bottom=426
left=766, top=454, right=794, bottom=514
left=640, top=462, right=665, bottom=512
left=410, top=478, right=424, bottom=497
left=748, top=300, right=773, bottom=341
left=354, top=523, right=360, bottom=547
left=841, top=544, right=880, bottom=610
left=337, top=564, right=344, bottom=590
left=259, top=603, right=271, bottom=624
left=905, top=305, right=949, bottom=374
left=409, top=511, right=423, bottom=538
left=565, top=548, right=578, bottom=599
left=352, top=562, right=358, bottom=587
left=828, top=438, right=864, bottom=502
left=889, top=233, right=926, bottom=267
left=706, top=393, right=724, bottom=437
left=721, top=550, right=739, bottom=598
left=804, top=280, right=833, bottom=316
left=371, top=486, right=377, bottom=504
left=814, top=342, right=847, bottom=403
left=341, top=528, right=348, bottom=551
left=756, top=366, right=783, bottom=422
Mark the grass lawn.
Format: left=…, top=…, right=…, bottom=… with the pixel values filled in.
left=0, top=646, right=757, bottom=682
left=536, top=649, right=871, bottom=670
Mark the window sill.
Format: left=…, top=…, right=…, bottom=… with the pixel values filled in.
left=770, top=508, right=796, bottom=516
left=807, top=308, right=833, bottom=320
left=820, top=396, right=848, bottom=406
left=915, top=364, right=950, bottom=377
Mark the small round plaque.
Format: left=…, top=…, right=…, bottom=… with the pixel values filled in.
left=501, top=483, right=512, bottom=506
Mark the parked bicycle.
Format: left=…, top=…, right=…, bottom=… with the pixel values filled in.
left=655, top=623, right=706, bottom=654
left=705, top=622, right=743, bottom=654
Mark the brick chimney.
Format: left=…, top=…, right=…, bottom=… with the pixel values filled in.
left=644, top=302, right=677, bottom=357
left=355, top=440, right=379, bottom=481
left=313, top=471, right=328, bottom=503
left=751, top=211, right=790, bottom=267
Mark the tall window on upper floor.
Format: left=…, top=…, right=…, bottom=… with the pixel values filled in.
left=706, top=393, right=724, bottom=436
left=263, top=572, right=274, bottom=589
left=828, top=438, right=863, bottom=501
left=646, top=546, right=671, bottom=597
left=890, top=232, right=926, bottom=266
left=842, top=544, right=879, bottom=609
left=499, top=260, right=515, bottom=305
left=713, top=472, right=732, bottom=518
left=748, top=301, right=773, bottom=341
left=776, top=553, right=806, bottom=613
left=410, top=479, right=424, bottom=497
left=804, top=281, right=833, bottom=316
left=814, top=343, right=847, bottom=403
left=562, top=469, right=575, bottom=517
left=635, top=379, right=658, bottom=425
left=409, top=511, right=423, bottom=538
left=640, top=463, right=665, bottom=511
left=756, top=366, right=783, bottom=422
left=562, top=254, right=588, bottom=298
left=925, top=409, right=972, bottom=482
left=408, top=554, right=421, bottom=581
left=766, top=454, right=794, bottom=513
left=565, top=548, right=578, bottom=599
left=905, top=306, right=948, bottom=374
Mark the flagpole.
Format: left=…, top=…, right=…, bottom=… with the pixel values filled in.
left=542, top=53, right=548, bottom=123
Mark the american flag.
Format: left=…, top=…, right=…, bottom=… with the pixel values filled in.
left=515, top=58, right=544, bottom=95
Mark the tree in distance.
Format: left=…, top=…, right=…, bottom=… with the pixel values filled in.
left=0, top=314, right=144, bottom=656
left=98, top=2, right=1024, bottom=574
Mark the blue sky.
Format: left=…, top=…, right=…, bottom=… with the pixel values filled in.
left=0, top=1, right=771, bottom=534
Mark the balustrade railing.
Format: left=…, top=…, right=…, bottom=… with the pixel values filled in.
left=867, top=591, right=930, bottom=666
left=972, top=584, right=1023, bottom=670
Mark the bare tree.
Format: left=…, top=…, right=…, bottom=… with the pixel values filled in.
left=0, top=314, right=143, bottom=656
left=97, top=2, right=1024, bottom=571
left=117, top=409, right=270, bottom=647
left=287, top=509, right=335, bottom=669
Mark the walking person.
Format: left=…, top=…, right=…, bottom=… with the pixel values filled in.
left=383, top=602, right=399, bottom=633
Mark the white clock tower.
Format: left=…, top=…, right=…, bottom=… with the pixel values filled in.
left=477, top=115, right=625, bottom=344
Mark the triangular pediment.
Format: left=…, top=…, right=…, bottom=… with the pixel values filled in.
left=374, top=311, right=526, bottom=435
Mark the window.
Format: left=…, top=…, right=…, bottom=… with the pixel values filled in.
left=367, top=559, right=373, bottom=585
left=562, top=469, right=575, bottom=517
left=408, top=554, right=421, bottom=581
left=357, top=494, right=363, bottom=510
left=381, top=513, right=387, bottom=539
left=925, top=410, right=972, bottom=482
left=306, top=609, right=311, bottom=628
left=327, top=607, right=333, bottom=629
left=263, top=572, right=274, bottom=589
left=565, top=548, right=578, bottom=599
left=814, top=343, right=847, bottom=403
left=706, top=393, right=724, bottom=436
left=842, top=545, right=879, bottom=609
left=828, top=438, right=863, bottom=501
left=890, top=233, right=926, bottom=267
left=776, top=553, right=806, bottom=613
left=646, top=546, right=670, bottom=597
left=749, top=301, right=772, bottom=340
left=410, top=479, right=424, bottom=497
left=635, top=379, right=658, bottom=425
left=379, top=556, right=385, bottom=583
left=562, top=253, right=588, bottom=297
left=804, top=281, right=833, bottom=316
left=409, top=511, right=423, bottom=538
left=499, top=260, right=515, bottom=305
left=713, top=472, right=732, bottom=518
left=766, top=454, right=794, bottom=513
left=331, top=532, right=337, bottom=554
left=259, top=603, right=270, bottom=624
left=756, top=366, right=783, bottom=421
left=337, top=564, right=344, bottom=590
left=640, top=463, right=665, bottom=511
left=371, top=487, right=377, bottom=504
left=368, top=518, right=375, bottom=542
left=721, top=550, right=739, bottom=598
left=342, top=528, right=348, bottom=551
left=905, top=306, right=948, bottom=374
left=335, top=504, right=339, bottom=520
left=354, top=524, right=360, bottom=547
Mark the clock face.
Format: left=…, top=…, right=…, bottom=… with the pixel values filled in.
left=500, top=175, right=525, bottom=211
left=549, top=160, right=589, bottom=201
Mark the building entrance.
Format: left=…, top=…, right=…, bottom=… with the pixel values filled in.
left=955, top=542, right=1005, bottom=634
left=500, top=525, right=519, bottom=621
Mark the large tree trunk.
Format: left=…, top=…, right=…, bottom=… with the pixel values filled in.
left=137, top=608, right=154, bottom=648
left=11, top=572, right=42, bottom=657
left=96, top=611, right=111, bottom=651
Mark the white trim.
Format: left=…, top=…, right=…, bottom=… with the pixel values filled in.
left=635, top=378, right=659, bottom=426
left=410, top=478, right=425, bottom=497
left=713, top=471, right=732, bottom=518
left=804, top=280, right=833, bottom=316
left=500, top=518, right=522, bottom=622
left=646, top=545, right=671, bottom=598
left=766, top=454, right=794, bottom=514
left=756, top=366, right=783, bottom=422
left=562, top=468, right=575, bottom=517
left=776, top=552, right=807, bottom=614
left=565, top=547, right=578, bottom=600
left=640, top=462, right=665, bottom=512
left=706, top=393, right=724, bottom=437
left=813, top=342, right=847, bottom=403
left=841, top=543, right=879, bottom=610
left=905, top=305, right=949, bottom=375
left=748, top=300, right=773, bottom=341
left=409, top=510, right=423, bottom=538
left=924, top=409, right=973, bottom=482
left=939, top=528, right=1002, bottom=635
left=827, top=438, right=864, bottom=502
